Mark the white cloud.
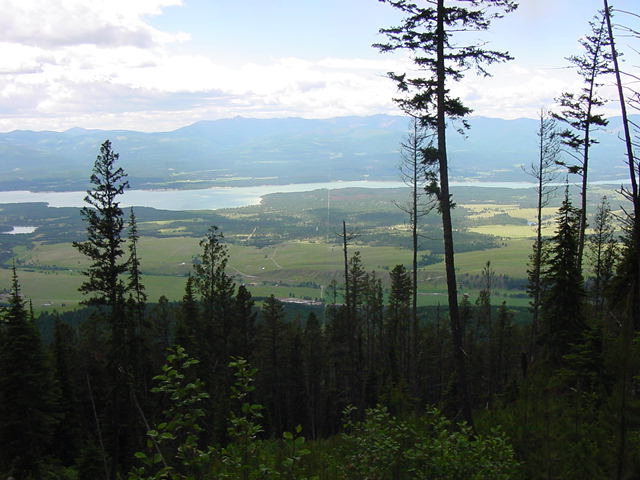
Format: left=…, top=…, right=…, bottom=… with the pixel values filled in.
left=0, top=0, right=628, bottom=132
left=450, top=63, right=615, bottom=119
left=0, top=0, right=186, bottom=47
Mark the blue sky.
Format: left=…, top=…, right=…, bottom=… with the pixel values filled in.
left=0, top=0, right=637, bottom=132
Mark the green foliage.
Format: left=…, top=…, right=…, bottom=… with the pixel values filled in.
left=0, top=267, right=58, bottom=479
left=586, top=195, right=618, bottom=309
left=338, top=405, right=410, bottom=479
left=540, top=189, right=586, bottom=361
left=374, top=0, right=517, bottom=127
left=337, top=405, right=518, bottom=480
left=73, top=139, right=129, bottom=309
left=553, top=11, right=611, bottom=162
left=406, top=412, right=518, bottom=480
left=127, top=208, right=147, bottom=310
left=129, top=345, right=213, bottom=480
left=131, top=351, right=315, bottom=480
left=219, top=357, right=267, bottom=479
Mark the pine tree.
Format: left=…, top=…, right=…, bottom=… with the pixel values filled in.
left=233, top=284, right=256, bottom=359
left=386, top=264, right=412, bottom=385
left=302, top=312, right=325, bottom=439
left=0, top=267, right=57, bottom=478
left=174, top=273, right=199, bottom=354
left=471, top=262, right=495, bottom=404
left=73, top=139, right=134, bottom=478
left=375, top=0, right=517, bottom=425
left=553, top=10, right=611, bottom=271
left=191, top=226, right=237, bottom=442
left=362, top=271, right=385, bottom=400
left=73, top=140, right=129, bottom=313
left=397, top=118, right=433, bottom=373
left=51, top=318, right=82, bottom=466
left=126, top=207, right=147, bottom=316
left=494, top=302, right=514, bottom=393
left=540, top=188, right=586, bottom=363
left=192, top=226, right=236, bottom=362
left=587, top=196, right=618, bottom=312
left=256, top=295, right=287, bottom=435
left=149, top=296, right=172, bottom=367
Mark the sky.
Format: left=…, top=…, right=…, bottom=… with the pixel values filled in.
left=0, top=0, right=638, bottom=132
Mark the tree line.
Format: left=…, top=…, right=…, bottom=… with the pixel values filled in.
left=2, top=0, right=640, bottom=478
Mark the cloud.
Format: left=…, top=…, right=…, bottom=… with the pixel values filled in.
left=0, top=0, right=185, bottom=48
left=451, top=63, right=592, bottom=119
left=0, top=1, right=626, bottom=132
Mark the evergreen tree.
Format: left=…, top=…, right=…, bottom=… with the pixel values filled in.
left=51, top=318, right=82, bottom=467
left=494, top=301, right=514, bottom=393
left=587, top=196, right=618, bottom=312
left=471, top=262, right=495, bottom=404
left=192, top=225, right=236, bottom=362
left=126, top=208, right=147, bottom=317
left=397, top=118, right=433, bottom=372
left=361, top=271, right=384, bottom=402
left=256, top=295, right=287, bottom=435
left=603, top=0, right=640, bottom=342
left=73, top=139, right=129, bottom=313
left=174, top=273, right=199, bottom=354
left=302, top=312, right=326, bottom=439
left=386, top=264, right=412, bottom=385
left=0, top=267, right=57, bottom=479
left=191, top=226, right=237, bottom=442
left=347, top=251, right=366, bottom=408
left=540, top=188, right=586, bottom=363
left=553, top=10, right=612, bottom=271
left=73, top=139, right=134, bottom=478
left=149, top=296, right=173, bottom=369
left=375, top=0, right=517, bottom=425
left=233, top=284, right=256, bottom=359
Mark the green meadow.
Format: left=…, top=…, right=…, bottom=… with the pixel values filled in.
left=0, top=184, right=626, bottom=312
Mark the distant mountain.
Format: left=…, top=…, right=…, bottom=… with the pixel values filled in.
left=0, top=114, right=635, bottom=191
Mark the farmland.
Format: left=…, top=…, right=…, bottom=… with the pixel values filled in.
left=0, top=184, right=628, bottom=312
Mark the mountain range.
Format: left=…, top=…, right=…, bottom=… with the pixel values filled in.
left=0, top=114, right=636, bottom=192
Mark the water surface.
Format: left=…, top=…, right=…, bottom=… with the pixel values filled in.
left=0, top=179, right=629, bottom=211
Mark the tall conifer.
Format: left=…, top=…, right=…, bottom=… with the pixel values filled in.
left=375, top=0, right=516, bottom=425
left=0, top=267, right=57, bottom=478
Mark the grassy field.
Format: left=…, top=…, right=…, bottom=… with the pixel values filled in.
left=4, top=235, right=532, bottom=312
left=10, top=184, right=623, bottom=312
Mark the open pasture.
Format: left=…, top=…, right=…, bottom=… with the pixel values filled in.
left=9, top=184, right=608, bottom=312
left=4, top=234, right=532, bottom=312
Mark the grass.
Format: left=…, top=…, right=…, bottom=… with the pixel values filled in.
left=4, top=235, right=533, bottom=313
left=4, top=188, right=569, bottom=312
left=419, top=238, right=532, bottom=278
left=467, top=224, right=554, bottom=239
left=3, top=184, right=631, bottom=316
left=462, top=203, right=557, bottom=223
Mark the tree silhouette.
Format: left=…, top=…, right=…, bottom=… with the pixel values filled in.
left=0, top=267, right=57, bottom=479
left=553, top=10, right=611, bottom=272
left=375, top=0, right=517, bottom=425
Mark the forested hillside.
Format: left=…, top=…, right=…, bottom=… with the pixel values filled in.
left=0, top=115, right=636, bottom=191
left=2, top=1, right=640, bottom=479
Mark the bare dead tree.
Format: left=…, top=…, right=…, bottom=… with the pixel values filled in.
left=337, top=220, right=359, bottom=319
left=395, top=117, right=436, bottom=382
left=523, top=108, right=560, bottom=357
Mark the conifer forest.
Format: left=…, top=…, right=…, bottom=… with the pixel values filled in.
left=3, top=1, right=640, bottom=479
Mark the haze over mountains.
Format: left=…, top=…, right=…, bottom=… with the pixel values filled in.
left=0, top=114, right=635, bottom=192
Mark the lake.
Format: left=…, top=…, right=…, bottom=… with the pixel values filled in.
left=0, top=179, right=629, bottom=211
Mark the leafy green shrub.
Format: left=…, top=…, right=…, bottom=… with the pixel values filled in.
left=337, top=405, right=519, bottom=480
left=130, top=350, right=314, bottom=480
